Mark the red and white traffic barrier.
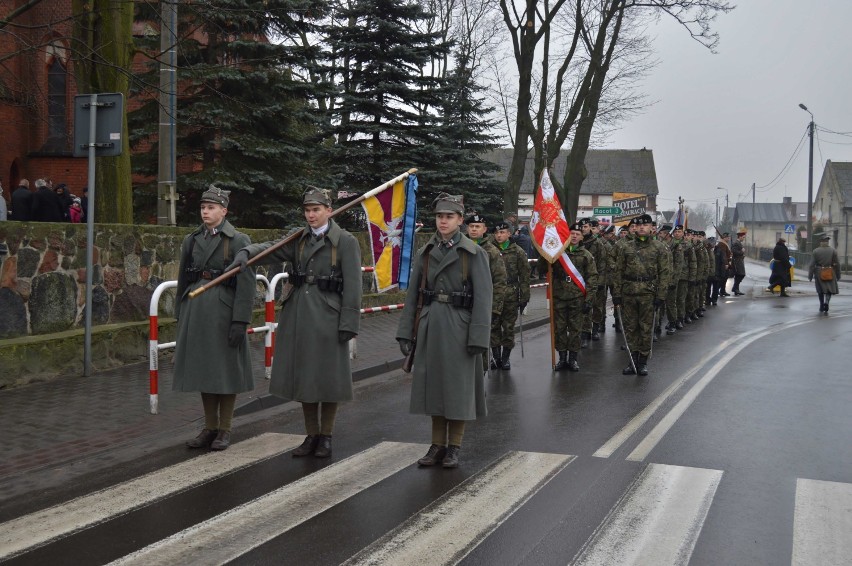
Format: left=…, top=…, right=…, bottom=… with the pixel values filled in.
left=360, top=303, right=404, bottom=314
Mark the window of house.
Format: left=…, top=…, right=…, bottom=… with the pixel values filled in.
left=46, top=56, right=67, bottom=148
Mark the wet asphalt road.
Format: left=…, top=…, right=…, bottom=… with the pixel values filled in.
left=3, top=276, right=851, bottom=565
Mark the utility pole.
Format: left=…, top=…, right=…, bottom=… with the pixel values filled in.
left=158, top=0, right=178, bottom=226
left=751, top=182, right=756, bottom=254
left=715, top=198, right=719, bottom=227
left=799, top=103, right=814, bottom=252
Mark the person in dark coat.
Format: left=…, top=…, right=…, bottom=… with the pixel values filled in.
left=80, top=187, right=89, bottom=223
left=808, top=234, right=841, bottom=312
left=230, top=187, right=362, bottom=459
left=730, top=230, right=747, bottom=294
left=767, top=238, right=791, bottom=296
left=32, top=179, right=65, bottom=222
left=54, top=183, right=73, bottom=220
left=396, top=193, right=493, bottom=469
left=10, top=179, right=34, bottom=222
left=173, top=186, right=256, bottom=451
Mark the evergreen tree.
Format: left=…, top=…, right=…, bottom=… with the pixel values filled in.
left=129, top=0, right=329, bottom=228
left=323, top=0, right=450, bottom=197
left=420, top=53, right=502, bottom=223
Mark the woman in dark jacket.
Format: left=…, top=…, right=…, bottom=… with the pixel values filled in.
left=767, top=238, right=791, bottom=296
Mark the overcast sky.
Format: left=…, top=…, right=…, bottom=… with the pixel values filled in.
left=605, top=0, right=852, bottom=213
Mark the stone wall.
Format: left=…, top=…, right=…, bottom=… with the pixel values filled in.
left=0, top=221, right=390, bottom=339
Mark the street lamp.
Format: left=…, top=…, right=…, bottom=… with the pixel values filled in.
left=799, top=103, right=814, bottom=252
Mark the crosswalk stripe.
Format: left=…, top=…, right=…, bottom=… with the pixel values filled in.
left=792, top=478, right=852, bottom=566
left=571, top=463, right=722, bottom=566
left=0, top=432, right=304, bottom=560
left=109, top=441, right=427, bottom=566
left=343, top=451, right=575, bottom=566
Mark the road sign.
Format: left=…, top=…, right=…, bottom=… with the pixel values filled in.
left=784, top=224, right=795, bottom=234
left=593, top=207, right=623, bottom=215
left=73, top=93, right=124, bottom=157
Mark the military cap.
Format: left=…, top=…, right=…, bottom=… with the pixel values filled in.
left=707, top=237, right=717, bottom=244
left=634, top=214, right=654, bottom=225
left=674, top=224, right=684, bottom=231
left=590, top=218, right=600, bottom=227
left=577, top=217, right=591, bottom=226
left=658, top=224, right=673, bottom=232
left=495, top=221, right=511, bottom=231
left=303, top=186, right=332, bottom=206
left=433, top=193, right=464, bottom=214
left=819, top=233, right=831, bottom=241
left=200, top=184, right=230, bottom=207
left=465, top=213, right=487, bottom=225
left=619, top=225, right=629, bottom=233
left=604, top=225, right=615, bottom=234
left=736, top=228, right=747, bottom=235
left=627, top=217, right=637, bottom=226
left=722, top=232, right=730, bottom=237
left=569, top=222, right=582, bottom=231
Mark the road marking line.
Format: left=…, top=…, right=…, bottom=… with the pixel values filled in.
left=593, top=327, right=766, bottom=459
left=109, top=441, right=427, bottom=566
left=792, top=478, right=852, bottom=566
left=343, top=451, right=574, bottom=566
left=0, top=432, right=304, bottom=560
left=571, top=463, right=722, bottom=566
left=625, top=318, right=818, bottom=462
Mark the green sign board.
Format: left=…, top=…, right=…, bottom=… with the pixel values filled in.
left=593, top=206, right=622, bottom=215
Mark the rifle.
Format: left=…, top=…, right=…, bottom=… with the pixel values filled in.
left=402, top=252, right=429, bottom=372
left=189, top=168, right=417, bottom=299
left=517, top=285, right=525, bottom=357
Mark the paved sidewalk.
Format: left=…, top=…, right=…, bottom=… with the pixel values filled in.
left=1, top=287, right=551, bottom=490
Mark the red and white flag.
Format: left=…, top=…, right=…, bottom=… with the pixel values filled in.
left=529, top=169, right=586, bottom=295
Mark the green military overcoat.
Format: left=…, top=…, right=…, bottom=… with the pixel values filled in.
left=397, top=233, right=493, bottom=421
left=243, top=220, right=362, bottom=402
left=173, top=221, right=256, bottom=394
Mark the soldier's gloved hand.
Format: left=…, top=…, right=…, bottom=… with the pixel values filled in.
left=228, top=322, right=248, bottom=347
left=612, top=297, right=623, bottom=307
left=467, top=346, right=487, bottom=356
left=338, top=331, right=357, bottom=343
left=582, top=302, right=592, bottom=314
left=653, top=298, right=664, bottom=308
left=226, top=250, right=249, bottom=272
left=398, top=339, right=412, bottom=356
left=519, top=301, right=528, bottom=312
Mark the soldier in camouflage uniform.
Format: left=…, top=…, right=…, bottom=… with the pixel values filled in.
left=674, top=225, right=695, bottom=327
left=653, top=224, right=673, bottom=339
left=659, top=225, right=684, bottom=335
left=465, top=214, right=508, bottom=369
left=492, top=221, right=530, bottom=369
left=612, top=214, right=671, bottom=376
left=691, top=230, right=708, bottom=319
left=548, top=224, right=597, bottom=372
left=579, top=218, right=609, bottom=343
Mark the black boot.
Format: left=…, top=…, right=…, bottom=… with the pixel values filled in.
left=187, top=428, right=218, bottom=449
left=292, top=434, right=320, bottom=457
left=417, top=444, right=447, bottom=466
left=665, top=323, right=676, bottom=336
left=500, top=347, right=512, bottom=370
left=490, top=347, right=501, bottom=369
left=591, top=323, right=601, bottom=341
left=623, top=352, right=637, bottom=375
left=675, top=319, right=684, bottom=329
left=314, top=434, right=332, bottom=458
left=580, top=332, right=591, bottom=349
left=567, top=351, right=580, bottom=372
left=442, top=444, right=461, bottom=468
left=600, top=317, right=607, bottom=333
left=654, top=325, right=662, bottom=336
left=554, top=351, right=569, bottom=371
left=636, top=354, right=649, bottom=376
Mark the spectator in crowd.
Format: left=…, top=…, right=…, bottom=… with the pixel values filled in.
left=32, top=178, right=65, bottom=222
left=55, top=183, right=73, bottom=220
left=0, top=182, right=7, bottom=221
left=69, top=198, right=83, bottom=223
left=10, top=179, right=34, bottom=221
left=767, top=238, right=791, bottom=296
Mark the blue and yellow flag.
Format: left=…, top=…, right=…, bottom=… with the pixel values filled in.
left=362, top=174, right=418, bottom=292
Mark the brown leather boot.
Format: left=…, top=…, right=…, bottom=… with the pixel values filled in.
left=292, top=435, right=319, bottom=457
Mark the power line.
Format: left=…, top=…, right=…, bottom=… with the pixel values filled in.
left=755, top=128, right=808, bottom=191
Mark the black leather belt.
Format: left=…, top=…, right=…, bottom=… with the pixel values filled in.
left=200, top=270, right=223, bottom=280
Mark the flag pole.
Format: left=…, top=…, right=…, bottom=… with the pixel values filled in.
left=189, top=168, right=417, bottom=299
left=547, top=262, right=555, bottom=369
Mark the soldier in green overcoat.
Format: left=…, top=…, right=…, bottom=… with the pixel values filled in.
left=229, top=187, right=362, bottom=459
left=396, top=193, right=493, bottom=469
left=174, top=186, right=256, bottom=451
left=492, top=221, right=530, bottom=369
left=809, top=234, right=841, bottom=312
